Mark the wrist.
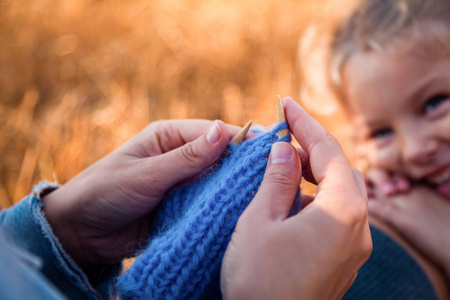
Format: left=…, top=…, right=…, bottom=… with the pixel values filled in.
left=42, top=187, right=84, bottom=265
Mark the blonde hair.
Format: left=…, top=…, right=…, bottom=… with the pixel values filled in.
left=330, top=0, right=450, bottom=92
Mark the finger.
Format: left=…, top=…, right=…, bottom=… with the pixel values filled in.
left=338, top=273, right=358, bottom=299
left=295, top=147, right=317, bottom=185
left=349, top=272, right=358, bottom=288
left=300, top=194, right=314, bottom=207
left=296, top=147, right=309, bottom=164
left=352, top=167, right=367, bottom=200
left=149, top=120, right=232, bottom=188
left=283, top=97, right=359, bottom=208
left=366, top=168, right=395, bottom=196
left=249, top=142, right=302, bottom=221
left=139, top=119, right=253, bottom=154
left=391, top=174, right=411, bottom=193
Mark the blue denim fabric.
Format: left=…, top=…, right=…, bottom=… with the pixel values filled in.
left=0, top=227, right=66, bottom=299
left=0, top=181, right=120, bottom=300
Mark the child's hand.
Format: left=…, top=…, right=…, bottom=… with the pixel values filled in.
left=42, top=120, right=245, bottom=266
left=369, top=185, right=450, bottom=278
left=365, top=167, right=410, bottom=197
left=221, top=98, right=372, bottom=300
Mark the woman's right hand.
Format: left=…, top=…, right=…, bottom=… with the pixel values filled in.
left=220, top=97, right=372, bottom=300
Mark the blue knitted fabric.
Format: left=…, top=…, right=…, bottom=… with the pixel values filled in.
left=117, top=122, right=303, bottom=299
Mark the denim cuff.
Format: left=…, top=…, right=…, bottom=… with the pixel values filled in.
left=0, top=181, right=121, bottom=300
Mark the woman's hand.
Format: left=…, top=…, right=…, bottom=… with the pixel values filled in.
left=43, top=119, right=244, bottom=266
left=369, top=185, right=450, bottom=279
left=221, top=98, right=372, bottom=300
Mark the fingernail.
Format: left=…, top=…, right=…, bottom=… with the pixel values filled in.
left=381, top=182, right=394, bottom=195
left=206, top=120, right=222, bottom=144
left=270, top=142, right=292, bottom=164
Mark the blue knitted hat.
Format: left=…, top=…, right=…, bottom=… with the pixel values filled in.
left=117, top=122, right=303, bottom=299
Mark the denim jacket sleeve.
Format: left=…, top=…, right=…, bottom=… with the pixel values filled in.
left=0, top=181, right=121, bottom=300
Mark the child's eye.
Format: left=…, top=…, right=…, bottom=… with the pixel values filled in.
left=370, top=128, right=392, bottom=140
left=423, top=94, right=448, bottom=114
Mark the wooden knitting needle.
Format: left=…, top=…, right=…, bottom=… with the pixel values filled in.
left=277, top=95, right=289, bottom=138
left=231, top=121, right=252, bottom=145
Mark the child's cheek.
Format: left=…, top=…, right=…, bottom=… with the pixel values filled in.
left=367, top=144, right=396, bottom=170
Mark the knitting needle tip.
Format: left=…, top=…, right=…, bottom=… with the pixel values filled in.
left=231, top=121, right=252, bottom=145
left=277, top=95, right=289, bottom=138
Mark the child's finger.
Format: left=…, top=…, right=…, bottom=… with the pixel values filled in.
left=391, top=174, right=411, bottom=193
left=365, top=168, right=395, bottom=196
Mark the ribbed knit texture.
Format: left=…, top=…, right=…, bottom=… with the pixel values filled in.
left=117, top=122, right=303, bottom=300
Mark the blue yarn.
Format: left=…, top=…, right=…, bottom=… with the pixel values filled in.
left=117, top=122, right=303, bottom=299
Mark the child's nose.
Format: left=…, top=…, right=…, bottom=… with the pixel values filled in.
left=400, top=133, right=438, bottom=164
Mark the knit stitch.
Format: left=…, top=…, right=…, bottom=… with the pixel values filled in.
left=117, top=122, right=303, bottom=300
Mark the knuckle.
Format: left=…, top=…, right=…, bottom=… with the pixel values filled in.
left=180, top=141, right=201, bottom=163
left=323, top=132, right=342, bottom=150
left=148, top=120, right=160, bottom=129
left=308, top=132, right=344, bottom=158
left=149, top=120, right=175, bottom=153
left=363, top=237, right=373, bottom=259
left=356, top=231, right=373, bottom=264
left=352, top=168, right=367, bottom=196
left=148, top=120, right=166, bottom=133
left=264, top=171, right=298, bottom=188
left=154, top=123, right=170, bottom=139
left=236, top=208, right=259, bottom=231
left=344, top=196, right=368, bottom=226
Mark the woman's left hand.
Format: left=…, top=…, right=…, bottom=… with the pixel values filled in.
left=42, top=120, right=243, bottom=267
left=369, top=185, right=450, bottom=277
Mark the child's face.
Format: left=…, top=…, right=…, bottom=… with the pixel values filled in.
left=341, top=51, right=450, bottom=198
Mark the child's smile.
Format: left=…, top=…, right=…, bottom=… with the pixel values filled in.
left=341, top=50, right=450, bottom=198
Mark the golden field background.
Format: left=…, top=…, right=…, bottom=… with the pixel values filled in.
left=0, top=0, right=358, bottom=208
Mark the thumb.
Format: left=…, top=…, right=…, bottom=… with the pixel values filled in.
left=150, top=120, right=231, bottom=189
left=251, top=142, right=302, bottom=221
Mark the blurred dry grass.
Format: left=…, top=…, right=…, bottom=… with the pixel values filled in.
left=0, top=0, right=357, bottom=208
